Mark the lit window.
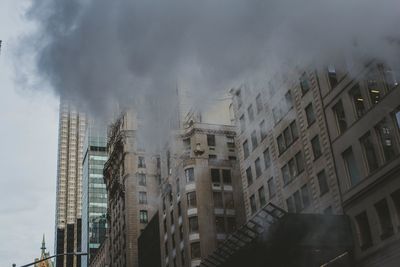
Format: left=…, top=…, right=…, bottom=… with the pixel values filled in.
left=367, top=70, right=383, bottom=105
left=375, top=119, right=398, bottom=162
left=349, top=84, right=366, bottom=119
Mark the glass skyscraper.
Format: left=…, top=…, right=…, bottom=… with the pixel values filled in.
left=81, top=123, right=108, bottom=267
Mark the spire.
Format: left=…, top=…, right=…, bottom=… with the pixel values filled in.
left=41, top=234, right=46, bottom=254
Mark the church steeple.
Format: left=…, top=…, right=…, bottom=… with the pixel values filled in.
left=41, top=234, right=46, bottom=254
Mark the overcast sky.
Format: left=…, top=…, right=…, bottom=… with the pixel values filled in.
left=0, top=1, right=58, bottom=266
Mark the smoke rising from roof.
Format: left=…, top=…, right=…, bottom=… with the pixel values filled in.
left=25, top=0, right=400, bottom=147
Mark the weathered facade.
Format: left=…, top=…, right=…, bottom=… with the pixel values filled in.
left=103, top=110, right=160, bottom=267
left=158, top=119, right=246, bottom=267
left=319, top=62, right=400, bottom=266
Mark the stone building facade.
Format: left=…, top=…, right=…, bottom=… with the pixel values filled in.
left=103, top=110, right=161, bottom=267
left=318, top=62, right=400, bottom=266
left=158, top=119, right=245, bottom=267
left=231, top=71, right=343, bottom=220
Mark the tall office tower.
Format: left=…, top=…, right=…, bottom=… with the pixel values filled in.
left=231, top=71, right=343, bottom=221
left=81, top=123, right=108, bottom=267
left=318, top=62, right=400, bottom=266
left=104, top=109, right=161, bottom=267
left=55, top=100, right=86, bottom=267
left=157, top=116, right=246, bottom=267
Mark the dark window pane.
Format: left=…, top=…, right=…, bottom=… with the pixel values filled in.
left=250, top=195, right=257, bottom=214
left=256, top=94, right=263, bottom=113
left=258, top=186, right=266, bottom=206
left=283, top=127, right=293, bottom=146
left=264, top=148, right=271, bottom=169
left=185, top=168, right=194, bottom=183
left=248, top=105, right=255, bottom=122
left=255, top=158, right=262, bottom=178
left=260, top=120, right=267, bottom=140
left=187, top=192, right=197, bottom=208
left=295, top=151, right=305, bottom=173
left=226, top=217, right=237, bottom=233
left=239, top=115, right=246, bottom=132
left=301, top=184, right=311, bottom=208
left=333, top=101, right=347, bottom=134
left=251, top=131, right=258, bottom=150
left=211, top=169, right=220, bottom=184
left=189, top=216, right=199, bottom=233
left=342, top=147, right=361, bottom=186
left=375, top=199, right=394, bottom=239
left=213, top=192, right=223, bottom=208
left=311, top=135, right=322, bottom=159
left=246, top=167, right=253, bottom=186
left=277, top=134, right=286, bottom=154
left=360, top=132, right=379, bottom=173
left=286, top=197, right=295, bottom=213
left=317, top=170, right=329, bottom=196
left=290, top=121, right=299, bottom=140
left=222, top=169, right=232, bottom=184
left=300, top=72, right=310, bottom=95
left=355, top=211, right=373, bottom=250
left=224, top=192, right=234, bottom=209
left=190, top=242, right=201, bottom=259
left=268, top=177, right=276, bottom=198
left=215, top=216, right=225, bottom=233
left=243, top=140, right=249, bottom=159
left=207, top=135, right=216, bottom=146
left=305, top=103, right=316, bottom=125
left=281, top=164, right=290, bottom=185
left=293, top=190, right=302, bottom=212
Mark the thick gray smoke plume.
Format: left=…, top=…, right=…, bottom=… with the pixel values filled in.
left=26, top=0, right=400, bottom=148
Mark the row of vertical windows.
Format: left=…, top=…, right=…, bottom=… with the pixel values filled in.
left=246, top=148, right=271, bottom=186
left=277, top=121, right=299, bottom=155
left=286, top=183, right=311, bottom=213
left=281, top=151, right=305, bottom=185
left=213, top=191, right=235, bottom=209
left=355, top=189, right=400, bottom=251
left=210, top=169, right=232, bottom=185
left=249, top=178, right=276, bottom=214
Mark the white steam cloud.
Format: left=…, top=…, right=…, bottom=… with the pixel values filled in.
left=24, top=0, right=400, bottom=148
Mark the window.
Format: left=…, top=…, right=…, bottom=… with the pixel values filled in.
left=342, top=147, right=361, bottom=186
left=258, top=186, right=266, bottom=206
left=375, top=119, right=398, bottom=162
left=251, top=131, right=258, bottom=150
left=187, top=192, right=197, bottom=208
left=222, top=169, right=232, bottom=184
left=391, top=189, right=400, bottom=220
left=367, top=70, right=383, bottom=105
left=255, top=158, right=262, bottom=178
left=328, top=65, right=338, bottom=88
left=139, top=210, right=148, bottom=224
left=260, top=120, right=267, bottom=140
left=301, top=184, right=311, bottom=209
left=239, top=115, right=246, bottom=132
left=355, top=211, right=373, bottom=250
left=311, top=135, right=322, bottom=159
left=263, top=148, right=271, bottom=170
left=277, top=134, right=286, bottom=154
left=286, top=197, right=295, bottom=213
left=284, top=91, right=292, bottom=110
left=190, top=242, right=201, bottom=259
left=349, top=84, right=366, bottom=118
left=246, top=167, right=253, bottom=186
left=189, top=216, right=199, bottom=233
left=139, top=191, right=147, bottom=204
left=375, top=199, right=394, bottom=239
left=138, top=156, right=146, bottom=168
left=226, top=217, right=236, bottom=233
left=183, top=138, right=191, bottom=150
left=215, top=216, right=225, bottom=233
left=290, top=121, right=299, bottom=140
left=185, top=168, right=194, bottom=183
left=383, top=68, right=399, bottom=90
left=360, top=132, right=379, bottom=173
left=224, top=192, right=234, bottom=209
left=138, top=173, right=147, bottom=186
left=248, top=105, right=255, bottom=122
left=317, top=170, right=329, bottom=196
left=283, top=127, right=293, bottom=147
left=288, top=158, right=297, bottom=178
left=268, top=177, right=276, bottom=198
left=211, top=169, right=220, bottom=184
left=300, top=73, right=310, bottom=95
left=243, top=140, right=249, bottom=159
left=295, top=151, right=305, bottom=173
left=293, top=190, right=302, bottom=212
left=250, top=195, right=257, bottom=214
left=226, top=136, right=235, bottom=149
left=281, top=164, right=290, bottom=185
left=170, top=210, right=174, bottom=225
left=213, top=192, right=223, bottom=208
left=333, top=101, right=347, bottom=134
left=207, top=134, right=216, bottom=146
left=256, top=94, right=263, bottom=113
left=305, top=103, right=316, bottom=125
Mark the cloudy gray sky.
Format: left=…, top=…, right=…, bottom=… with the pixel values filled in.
left=0, top=1, right=58, bottom=266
